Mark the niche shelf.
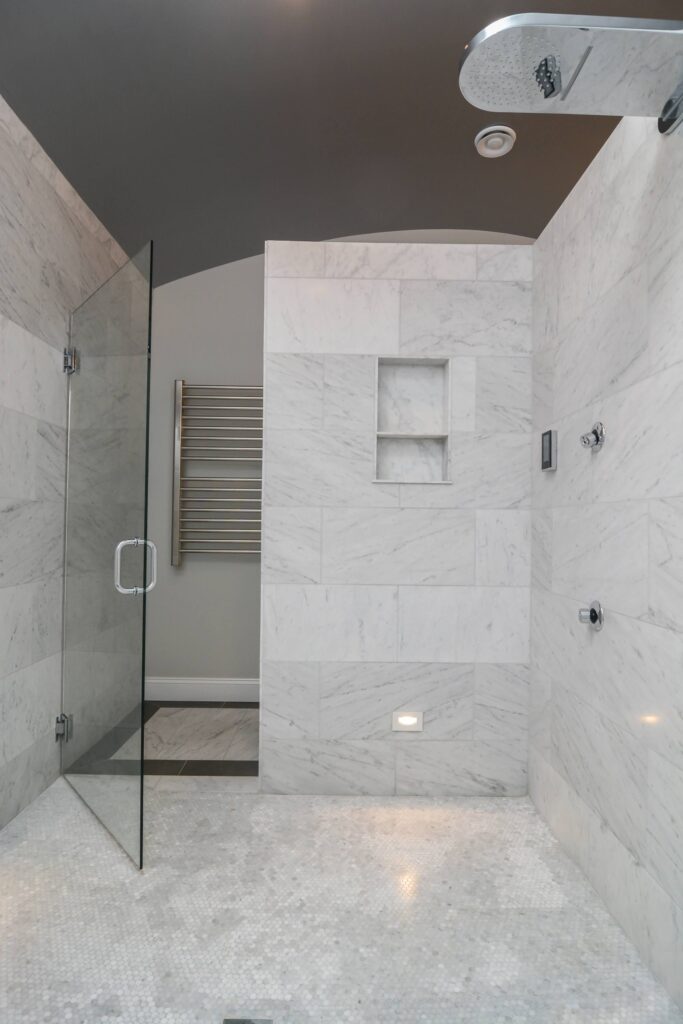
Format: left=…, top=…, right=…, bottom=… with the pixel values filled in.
left=375, top=358, right=450, bottom=483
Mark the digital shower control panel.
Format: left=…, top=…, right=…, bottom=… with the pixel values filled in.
left=541, top=429, right=557, bottom=471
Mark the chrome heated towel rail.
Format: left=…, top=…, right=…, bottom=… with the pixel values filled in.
left=171, top=380, right=262, bottom=565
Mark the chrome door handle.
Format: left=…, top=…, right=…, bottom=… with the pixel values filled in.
left=114, top=538, right=158, bottom=596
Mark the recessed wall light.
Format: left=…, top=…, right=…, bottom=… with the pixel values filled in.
left=474, top=124, right=517, bottom=158
left=392, top=710, right=424, bottom=732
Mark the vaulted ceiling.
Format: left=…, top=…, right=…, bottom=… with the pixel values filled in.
left=1, top=0, right=681, bottom=284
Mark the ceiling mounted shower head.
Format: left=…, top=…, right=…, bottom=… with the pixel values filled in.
left=459, top=13, right=683, bottom=135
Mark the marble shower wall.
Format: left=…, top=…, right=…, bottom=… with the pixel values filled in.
left=261, top=239, right=532, bottom=795
left=0, top=94, right=126, bottom=828
left=531, top=117, right=683, bottom=1007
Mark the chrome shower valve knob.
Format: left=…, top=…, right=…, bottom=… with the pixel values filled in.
left=578, top=600, right=604, bottom=631
left=580, top=421, right=605, bottom=450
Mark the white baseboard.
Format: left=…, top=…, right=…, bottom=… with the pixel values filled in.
left=145, top=676, right=260, bottom=703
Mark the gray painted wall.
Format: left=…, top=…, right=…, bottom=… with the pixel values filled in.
left=146, top=255, right=264, bottom=681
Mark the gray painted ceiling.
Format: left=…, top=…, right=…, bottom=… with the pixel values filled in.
left=1, top=0, right=682, bottom=285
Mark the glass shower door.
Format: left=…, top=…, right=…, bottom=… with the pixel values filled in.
left=62, top=243, right=153, bottom=867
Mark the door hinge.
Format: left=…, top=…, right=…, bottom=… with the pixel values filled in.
left=63, top=348, right=79, bottom=374
left=55, top=712, right=73, bottom=742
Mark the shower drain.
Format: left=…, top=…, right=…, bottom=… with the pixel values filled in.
left=223, top=1019, right=272, bottom=1023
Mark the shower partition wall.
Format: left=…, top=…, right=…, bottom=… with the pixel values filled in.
left=61, top=243, right=153, bottom=867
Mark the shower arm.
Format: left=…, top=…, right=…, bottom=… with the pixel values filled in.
left=459, top=13, right=683, bottom=136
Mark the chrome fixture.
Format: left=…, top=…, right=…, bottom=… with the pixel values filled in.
left=541, top=429, right=557, bottom=471
left=474, top=124, right=516, bottom=158
left=578, top=600, right=604, bottom=631
left=459, top=14, right=683, bottom=135
left=171, top=380, right=263, bottom=565
left=580, top=422, right=605, bottom=450
left=114, top=538, right=158, bottom=596
left=63, top=347, right=78, bottom=374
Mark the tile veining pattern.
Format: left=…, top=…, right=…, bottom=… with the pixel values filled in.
left=2, top=778, right=682, bottom=1024
left=0, top=93, right=127, bottom=828
left=531, top=116, right=683, bottom=1007
left=261, top=240, right=532, bottom=796
left=113, top=706, right=260, bottom=761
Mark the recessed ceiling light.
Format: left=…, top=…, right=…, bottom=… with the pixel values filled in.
left=474, top=124, right=517, bottom=158
left=392, top=711, right=424, bottom=732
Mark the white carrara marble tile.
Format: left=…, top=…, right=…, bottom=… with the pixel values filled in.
left=398, top=586, right=529, bottom=663
left=477, top=244, right=533, bottom=282
left=0, top=95, right=127, bottom=266
left=377, top=360, right=447, bottom=434
left=645, top=751, right=683, bottom=908
left=147, top=707, right=259, bottom=761
left=0, top=128, right=120, bottom=349
left=476, top=357, right=532, bottom=432
left=399, top=432, right=531, bottom=510
left=0, top=406, right=37, bottom=500
left=260, top=661, right=320, bottom=740
left=318, top=661, right=474, bottom=740
left=322, top=354, right=376, bottom=433
left=395, top=740, right=525, bottom=796
left=264, top=354, right=324, bottom=430
left=0, top=499, right=64, bottom=587
left=262, top=506, right=321, bottom=584
left=265, top=277, right=400, bottom=354
left=532, top=404, right=596, bottom=511
left=553, top=264, right=649, bottom=422
left=533, top=589, right=683, bottom=767
left=5, top=774, right=683, bottom=1018
left=262, top=584, right=398, bottom=662
left=376, top=437, right=447, bottom=483
left=475, top=663, right=529, bottom=777
left=648, top=233, right=683, bottom=375
left=532, top=349, right=554, bottom=431
left=264, top=428, right=399, bottom=508
left=265, top=240, right=326, bottom=278
left=0, top=573, right=63, bottom=678
left=551, top=687, right=648, bottom=863
left=324, top=241, right=477, bottom=280
left=451, top=432, right=532, bottom=509
left=322, top=507, right=475, bottom=586
left=552, top=502, right=648, bottom=618
left=0, top=654, right=62, bottom=768
left=0, top=730, right=60, bottom=830
left=450, top=357, right=476, bottom=432
left=0, top=314, right=65, bottom=426
left=531, top=509, right=552, bottom=593
left=595, top=366, right=683, bottom=503
left=530, top=743, right=683, bottom=1009
left=260, top=737, right=395, bottom=794
left=399, top=280, right=532, bottom=357
left=476, top=510, right=531, bottom=587
left=648, top=498, right=683, bottom=632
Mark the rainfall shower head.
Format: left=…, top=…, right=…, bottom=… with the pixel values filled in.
left=459, top=13, right=683, bottom=134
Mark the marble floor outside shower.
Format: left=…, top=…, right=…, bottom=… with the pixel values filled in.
left=2, top=777, right=681, bottom=1024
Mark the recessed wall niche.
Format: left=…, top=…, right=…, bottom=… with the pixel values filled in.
left=375, top=358, right=450, bottom=483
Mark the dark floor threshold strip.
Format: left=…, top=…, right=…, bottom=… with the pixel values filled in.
left=68, top=759, right=259, bottom=777
left=146, top=700, right=259, bottom=713
left=143, top=759, right=259, bottom=777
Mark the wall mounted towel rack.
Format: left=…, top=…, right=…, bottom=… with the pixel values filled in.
left=171, top=380, right=262, bottom=565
